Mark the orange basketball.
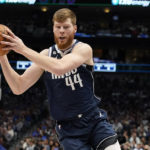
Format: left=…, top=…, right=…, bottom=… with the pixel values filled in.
left=0, top=24, right=10, bottom=56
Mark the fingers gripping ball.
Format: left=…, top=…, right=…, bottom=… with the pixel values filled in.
left=0, top=24, right=10, bottom=56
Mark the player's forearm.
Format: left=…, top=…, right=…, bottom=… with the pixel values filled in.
left=22, top=47, right=65, bottom=75
left=0, top=56, right=22, bottom=94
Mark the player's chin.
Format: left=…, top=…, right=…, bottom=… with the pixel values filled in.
left=59, top=41, right=66, bottom=46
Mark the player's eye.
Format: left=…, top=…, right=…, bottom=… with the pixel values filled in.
left=56, top=26, right=61, bottom=29
left=64, top=26, right=69, bottom=29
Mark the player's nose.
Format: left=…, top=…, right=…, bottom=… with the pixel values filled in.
left=59, top=27, right=65, bottom=32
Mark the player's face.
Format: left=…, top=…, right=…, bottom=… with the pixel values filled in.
left=53, top=18, right=77, bottom=50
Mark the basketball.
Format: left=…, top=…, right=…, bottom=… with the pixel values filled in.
left=0, top=24, right=10, bottom=56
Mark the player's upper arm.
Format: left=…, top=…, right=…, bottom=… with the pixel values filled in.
left=57, top=43, right=93, bottom=75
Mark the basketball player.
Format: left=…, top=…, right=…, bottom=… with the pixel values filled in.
left=0, top=8, right=121, bottom=150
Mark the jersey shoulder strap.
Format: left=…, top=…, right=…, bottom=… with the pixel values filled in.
left=48, top=45, right=61, bottom=59
left=48, top=40, right=80, bottom=58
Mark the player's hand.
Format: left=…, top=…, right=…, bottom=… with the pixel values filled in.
left=0, top=29, right=27, bottom=55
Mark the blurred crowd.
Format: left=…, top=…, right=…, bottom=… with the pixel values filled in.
left=94, top=73, right=150, bottom=150
left=16, top=117, right=61, bottom=150
left=0, top=75, right=50, bottom=150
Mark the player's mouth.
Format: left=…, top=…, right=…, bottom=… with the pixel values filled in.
left=59, top=37, right=66, bottom=41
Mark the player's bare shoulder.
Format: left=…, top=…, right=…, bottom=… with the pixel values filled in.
left=73, top=42, right=92, bottom=55
left=40, top=48, right=49, bottom=56
left=73, top=42, right=93, bottom=65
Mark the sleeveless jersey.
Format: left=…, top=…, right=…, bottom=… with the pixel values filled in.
left=44, top=40, right=100, bottom=121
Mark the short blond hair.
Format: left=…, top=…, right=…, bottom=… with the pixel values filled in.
left=52, top=8, right=76, bottom=25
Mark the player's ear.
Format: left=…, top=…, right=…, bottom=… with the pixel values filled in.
left=74, top=25, right=77, bottom=33
left=53, top=25, right=55, bottom=33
